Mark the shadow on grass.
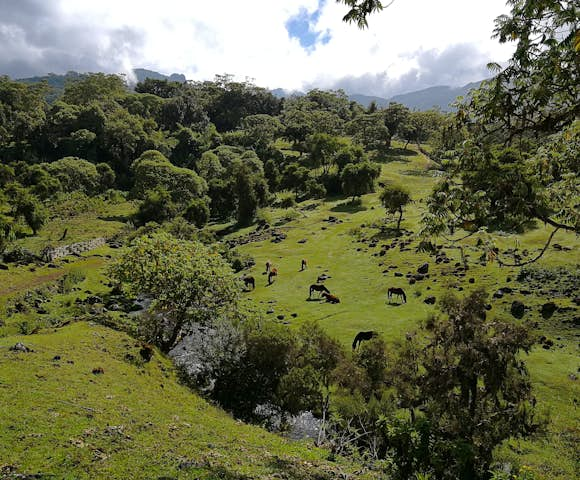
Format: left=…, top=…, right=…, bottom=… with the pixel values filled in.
left=305, top=297, right=323, bottom=302
left=369, top=227, right=408, bottom=241
left=97, top=215, right=131, bottom=223
left=330, top=200, right=367, bottom=214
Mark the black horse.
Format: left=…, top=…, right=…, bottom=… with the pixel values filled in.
left=352, top=331, right=378, bottom=349
left=388, top=287, right=407, bottom=304
left=309, top=284, right=330, bottom=298
left=243, top=276, right=255, bottom=290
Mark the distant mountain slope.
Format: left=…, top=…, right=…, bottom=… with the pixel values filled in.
left=273, top=81, right=484, bottom=111
left=15, top=69, right=187, bottom=102
left=132, top=68, right=186, bottom=83
left=388, top=81, right=481, bottom=111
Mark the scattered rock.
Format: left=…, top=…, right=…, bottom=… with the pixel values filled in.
left=297, top=239, right=307, bottom=244
left=468, top=278, right=475, bottom=284
left=277, top=314, right=285, bottom=320
left=417, top=263, right=429, bottom=274
left=541, top=302, right=557, bottom=319
left=424, top=296, right=436, bottom=305
left=409, top=278, right=416, bottom=285
left=266, top=309, right=274, bottom=314
left=10, top=342, right=32, bottom=353
left=394, top=272, right=403, bottom=277
left=291, top=313, right=298, bottom=318
left=510, top=301, right=525, bottom=319
left=92, top=367, right=104, bottom=375
left=493, top=291, right=504, bottom=299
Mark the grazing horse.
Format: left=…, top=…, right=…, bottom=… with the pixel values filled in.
left=388, top=287, right=407, bottom=304
left=309, top=284, right=330, bottom=298
left=301, top=259, right=307, bottom=271
left=352, top=331, right=378, bottom=350
left=268, top=268, right=278, bottom=285
left=322, top=292, right=340, bottom=304
left=265, top=260, right=272, bottom=273
left=243, top=276, right=255, bottom=290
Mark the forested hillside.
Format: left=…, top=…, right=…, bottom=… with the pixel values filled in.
left=1, top=1, right=578, bottom=479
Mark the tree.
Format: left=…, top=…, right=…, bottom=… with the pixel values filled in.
left=383, top=102, right=410, bottom=146
left=380, top=184, right=411, bottom=231
left=43, top=157, right=100, bottom=194
left=346, top=113, right=390, bottom=152
left=338, top=0, right=388, bottom=28
left=411, top=290, right=540, bottom=478
left=340, top=161, right=380, bottom=201
left=8, top=185, right=48, bottom=235
left=306, top=133, right=344, bottom=173
left=183, top=198, right=210, bottom=228
left=232, top=161, right=269, bottom=225
left=109, top=231, right=242, bottom=352
left=62, top=73, right=126, bottom=105
left=134, top=187, right=178, bottom=226
left=131, top=150, right=207, bottom=204
left=282, top=163, right=311, bottom=200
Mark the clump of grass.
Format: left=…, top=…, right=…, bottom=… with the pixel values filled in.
left=59, top=268, right=87, bottom=293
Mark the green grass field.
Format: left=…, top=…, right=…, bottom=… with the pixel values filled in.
left=0, top=143, right=577, bottom=479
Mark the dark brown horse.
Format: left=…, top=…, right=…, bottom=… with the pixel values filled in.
left=268, top=268, right=278, bottom=285
left=301, top=259, right=307, bottom=271
left=322, top=292, right=340, bottom=304
left=243, top=276, right=255, bottom=290
left=388, top=287, right=407, bottom=303
left=352, top=331, right=378, bottom=349
left=309, top=284, right=330, bottom=298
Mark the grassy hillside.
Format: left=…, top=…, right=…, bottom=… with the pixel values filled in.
left=0, top=142, right=577, bottom=479
left=0, top=322, right=376, bottom=479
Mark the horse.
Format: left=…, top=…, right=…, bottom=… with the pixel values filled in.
left=352, top=331, right=378, bottom=350
left=388, top=287, right=407, bottom=304
left=268, top=268, right=278, bottom=285
left=309, top=284, right=330, bottom=298
left=322, top=292, right=340, bottom=304
left=243, top=276, right=255, bottom=290
left=301, top=259, right=307, bottom=271
left=265, top=260, right=272, bottom=273
left=317, top=274, right=330, bottom=283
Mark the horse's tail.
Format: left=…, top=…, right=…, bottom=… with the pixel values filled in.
left=402, top=291, right=407, bottom=303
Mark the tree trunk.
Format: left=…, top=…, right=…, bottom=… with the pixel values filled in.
left=397, top=208, right=403, bottom=231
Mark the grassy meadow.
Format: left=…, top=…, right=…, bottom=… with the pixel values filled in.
left=0, top=142, right=578, bottom=479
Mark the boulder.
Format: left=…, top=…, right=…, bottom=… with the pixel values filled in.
left=541, top=302, right=557, bottom=319
left=417, top=263, right=429, bottom=274
left=510, top=301, right=525, bottom=319
left=424, top=296, right=436, bottom=305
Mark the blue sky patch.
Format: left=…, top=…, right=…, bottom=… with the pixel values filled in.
left=285, top=0, right=331, bottom=50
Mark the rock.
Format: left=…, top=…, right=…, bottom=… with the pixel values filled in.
left=485, top=304, right=492, bottom=311
left=409, top=278, right=416, bottom=285
left=291, top=313, right=298, bottom=318
left=10, top=342, right=31, bottom=353
left=541, top=302, right=557, bottom=319
left=394, top=272, right=403, bottom=277
left=424, top=296, right=436, bottom=305
left=572, top=297, right=580, bottom=306
left=506, top=276, right=512, bottom=282
left=297, top=239, right=307, bottom=244
left=468, top=278, right=475, bottom=284
left=92, top=367, right=104, bottom=374
left=500, top=286, right=513, bottom=294
left=413, top=274, right=425, bottom=281
left=493, top=291, right=504, bottom=299
left=266, top=309, right=274, bottom=314
left=511, top=301, right=525, bottom=319
left=47, top=263, right=59, bottom=269
left=0, top=263, right=8, bottom=270
left=53, top=355, right=61, bottom=361
left=277, top=314, right=285, bottom=320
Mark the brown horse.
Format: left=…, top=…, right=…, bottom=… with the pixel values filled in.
left=243, top=276, right=255, bottom=290
left=301, top=259, right=307, bottom=271
left=268, top=268, right=278, bottom=285
left=322, top=292, right=340, bottom=304
left=352, top=331, right=378, bottom=349
left=388, top=287, right=407, bottom=304
left=309, top=284, right=330, bottom=298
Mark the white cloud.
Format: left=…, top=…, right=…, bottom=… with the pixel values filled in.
left=0, top=0, right=515, bottom=96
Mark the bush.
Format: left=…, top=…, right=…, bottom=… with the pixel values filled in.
left=277, top=193, right=296, bottom=209
left=135, top=187, right=178, bottom=225
left=183, top=198, right=210, bottom=228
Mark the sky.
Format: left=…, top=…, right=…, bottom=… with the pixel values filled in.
left=0, top=0, right=515, bottom=98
